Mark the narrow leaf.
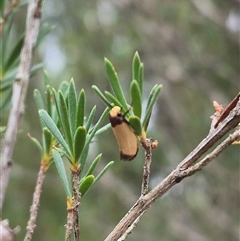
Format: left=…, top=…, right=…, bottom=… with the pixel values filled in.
left=0, top=89, right=12, bottom=111
left=43, top=127, right=53, bottom=156
left=80, top=107, right=109, bottom=175
left=45, top=85, right=52, bottom=117
left=52, top=88, right=62, bottom=128
left=34, top=89, right=45, bottom=110
left=132, top=52, right=141, bottom=83
left=28, top=133, right=43, bottom=154
left=53, top=150, right=72, bottom=198
left=4, top=34, right=24, bottom=71
left=59, top=91, right=73, bottom=153
left=95, top=123, right=111, bottom=136
left=85, top=105, right=96, bottom=132
left=74, top=126, right=86, bottom=163
left=142, top=84, right=162, bottom=132
left=104, top=91, right=122, bottom=108
left=0, top=78, right=14, bottom=91
left=68, top=79, right=77, bottom=137
left=59, top=81, right=69, bottom=97
left=92, top=161, right=114, bottom=185
left=38, top=109, right=71, bottom=157
left=76, top=89, right=85, bottom=128
left=85, top=153, right=102, bottom=176
left=104, top=58, right=128, bottom=110
left=130, top=80, right=142, bottom=118
left=92, top=85, right=112, bottom=108
left=138, top=63, right=144, bottom=95
left=44, top=70, right=51, bottom=86
left=79, top=175, right=95, bottom=196
left=129, top=115, right=142, bottom=136
left=79, top=145, right=89, bottom=178
left=36, top=23, right=54, bottom=48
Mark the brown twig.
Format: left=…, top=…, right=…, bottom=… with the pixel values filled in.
left=177, top=99, right=240, bottom=169
left=0, top=0, right=43, bottom=211
left=24, top=165, right=46, bottom=241
left=104, top=100, right=240, bottom=241
left=72, top=169, right=80, bottom=241
left=141, top=138, right=152, bottom=196
left=178, top=127, right=240, bottom=179
left=65, top=166, right=81, bottom=241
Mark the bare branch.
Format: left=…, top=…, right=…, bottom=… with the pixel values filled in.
left=65, top=166, right=81, bottom=241
left=24, top=165, right=46, bottom=241
left=141, top=138, right=152, bottom=195
left=105, top=100, right=240, bottom=241
left=178, top=99, right=240, bottom=169
left=179, top=127, right=240, bottom=179
left=0, top=0, right=43, bottom=211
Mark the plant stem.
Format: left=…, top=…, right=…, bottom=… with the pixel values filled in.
left=105, top=100, right=240, bottom=241
left=24, top=165, right=46, bottom=241
left=0, top=0, right=43, bottom=211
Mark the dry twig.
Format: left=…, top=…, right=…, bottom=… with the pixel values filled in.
left=105, top=99, right=240, bottom=241
left=0, top=0, right=43, bottom=211
left=24, top=165, right=46, bottom=241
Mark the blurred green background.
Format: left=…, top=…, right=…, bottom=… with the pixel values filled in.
left=1, top=0, right=239, bottom=240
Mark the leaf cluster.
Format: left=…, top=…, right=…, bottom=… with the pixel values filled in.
left=93, top=51, right=162, bottom=139
left=33, top=75, right=113, bottom=198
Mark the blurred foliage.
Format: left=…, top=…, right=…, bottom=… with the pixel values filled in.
left=2, top=0, right=239, bottom=241
left=0, top=0, right=52, bottom=128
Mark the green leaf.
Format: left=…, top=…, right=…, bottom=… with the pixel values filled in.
left=59, top=81, right=69, bottom=97
left=104, top=58, right=128, bottom=110
left=0, top=78, right=14, bottom=91
left=45, top=85, right=52, bottom=116
left=130, top=80, right=142, bottom=118
left=79, top=145, right=89, bottom=178
left=132, top=52, right=141, bottom=82
left=53, top=150, right=72, bottom=198
left=1, top=63, right=43, bottom=89
left=28, top=133, right=43, bottom=154
left=85, top=105, right=96, bottom=132
left=95, top=123, right=111, bottom=136
left=138, top=63, right=144, bottom=95
left=92, top=161, right=114, bottom=185
left=38, top=109, right=71, bottom=157
left=87, top=107, right=109, bottom=139
left=74, top=126, right=86, bottom=163
left=92, top=85, right=112, bottom=108
left=43, top=127, right=53, bottom=156
left=0, top=0, right=5, bottom=16
left=34, top=89, right=45, bottom=110
left=85, top=153, right=102, bottom=176
left=80, top=107, right=109, bottom=175
left=142, top=84, right=162, bottom=132
left=76, top=89, right=85, bottom=128
left=1, top=10, right=14, bottom=67
left=104, top=91, right=122, bottom=108
left=44, top=70, right=51, bottom=86
left=68, top=79, right=77, bottom=137
left=36, top=23, right=54, bottom=48
left=4, top=34, right=24, bottom=72
left=58, top=91, right=73, bottom=153
left=0, top=89, right=12, bottom=111
left=129, top=115, right=142, bottom=136
left=52, top=88, right=61, bottom=124
left=79, top=175, right=95, bottom=197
